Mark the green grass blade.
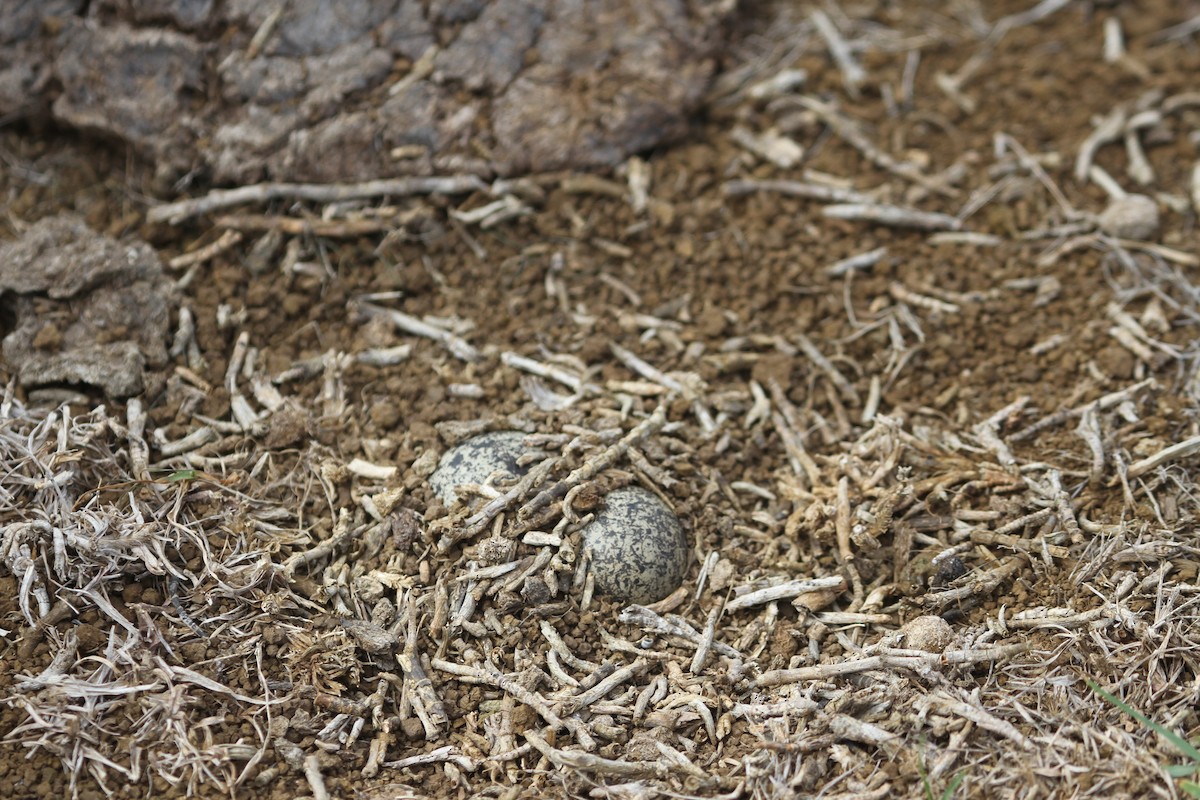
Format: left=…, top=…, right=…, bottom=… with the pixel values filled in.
left=1088, top=679, right=1200, bottom=763
left=941, top=771, right=966, bottom=800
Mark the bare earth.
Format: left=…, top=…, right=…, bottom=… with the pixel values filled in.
left=3, top=2, right=1200, bottom=799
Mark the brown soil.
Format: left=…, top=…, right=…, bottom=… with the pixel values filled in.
left=3, top=2, right=1200, bottom=799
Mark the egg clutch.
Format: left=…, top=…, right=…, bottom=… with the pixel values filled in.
left=430, top=431, right=689, bottom=605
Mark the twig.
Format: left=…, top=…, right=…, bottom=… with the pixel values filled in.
left=432, top=659, right=595, bottom=750
left=214, top=214, right=399, bottom=237
left=167, top=230, right=243, bottom=269
left=283, top=513, right=375, bottom=577
left=524, top=729, right=667, bottom=779
left=1010, top=378, right=1155, bottom=442
left=358, top=302, right=479, bottom=362
left=148, top=176, right=489, bottom=224
left=1127, top=434, right=1200, bottom=479
left=753, top=642, right=1029, bottom=687
left=725, top=577, right=846, bottom=613
left=811, top=10, right=866, bottom=96
left=826, top=247, right=887, bottom=277
left=794, top=96, right=956, bottom=197
left=794, top=333, right=860, bottom=405
left=519, top=404, right=667, bottom=520
left=824, top=203, right=962, bottom=231
left=302, top=754, right=331, bottom=800
left=723, top=178, right=874, bottom=204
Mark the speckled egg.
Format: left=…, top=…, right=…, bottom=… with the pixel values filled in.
left=429, top=431, right=530, bottom=507
left=582, top=486, right=688, bottom=604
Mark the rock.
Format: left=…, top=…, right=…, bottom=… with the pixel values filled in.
left=1097, top=194, right=1159, bottom=240
left=0, top=215, right=176, bottom=398
left=900, top=615, right=954, bottom=653
left=428, top=431, right=531, bottom=507
left=3, top=0, right=731, bottom=183
left=52, top=20, right=206, bottom=177
left=0, top=0, right=84, bottom=120
left=582, top=486, right=688, bottom=604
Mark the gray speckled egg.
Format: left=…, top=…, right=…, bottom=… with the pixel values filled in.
left=582, top=486, right=688, bottom=604
left=429, top=431, right=530, bottom=507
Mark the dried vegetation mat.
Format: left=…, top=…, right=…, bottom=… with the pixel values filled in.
left=5, top=2, right=1200, bottom=799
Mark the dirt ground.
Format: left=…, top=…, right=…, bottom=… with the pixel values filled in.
left=3, top=1, right=1200, bottom=798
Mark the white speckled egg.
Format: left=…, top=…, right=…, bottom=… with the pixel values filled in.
left=582, top=486, right=688, bottom=604
left=429, top=431, right=530, bottom=507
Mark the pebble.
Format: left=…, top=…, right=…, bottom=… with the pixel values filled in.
left=428, top=431, right=530, bottom=507
left=1097, top=194, right=1159, bottom=240
left=582, top=486, right=688, bottom=604
left=900, top=615, right=954, bottom=653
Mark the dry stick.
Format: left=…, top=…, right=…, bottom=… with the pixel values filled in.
left=826, top=246, right=887, bottom=277
left=768, top=380, right=824, bottom=488
left=1074, top=106, right=1128, bottom=184
left=753, top=641, right=1029, bottom=688
left=973, top=395, right=1029, bottom=468
left=609, top=343, right=714, bottom=431
left=823, top=203, right=963, bottom=231
left=690, top=606, right=722, bottom=673
left=438, top=457, right=557, bottom=551
left=302, top=755, right=331, bottom=800
left=524, top=729, right=667, bottom=779
left=359, top=302, right=479, bottom=362
left=997, top=134, right=1078, bottom=218
left=148, top=175, right=489, bottom=225
left=382, top=745, right=475, bottom=771
left=725, top=577, right=846, bottom=613
left=969, top=530, right=1069, bottom=560
left=167, top=230, right=243, bottom=270
left=811, top=10, right=866, bottom=96
left=540, top=620, right=601, bottom=672
left=125, top=399, right=150, bottom=482
left=795, top=332, right=860, bottom=405
left=431, top=659, right=596, bottom=750
left=618, top=605, right=742, bottom=659
left=794, top=96, right=956, bottom=197
left=722, top=178, right=875, bottom=204
left=889, top=281, right=960, bottom=314
left=835, top=477, right=854, bottom=566
left=214, top=214, right=398, bottom=237
left=1076, top=404, right=1106, bottom=484
left=828, top=713, right=900, bottom=755
left=501, top=352, right=593, bottom=393
left=519, top=403, right=667, bottom=520
left=283, top=513, right=375, bottom=577
left=559, top=661, right=647, bottom=714
left=1010, top=378, right=1155, bottom=442
left=1127, top=434, right=1200, bottom=479
left=921, top=691, right=1034, bottom=750
left=920, top=556, right=1024, bottom=609
left=835, top=477, right=866, bottom=612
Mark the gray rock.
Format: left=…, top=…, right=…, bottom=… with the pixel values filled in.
left=434, top=0, right=544, bottom=93
left=1097, top=194, right=1159, bottom=240
left=4, top=0, right=729, bottom=184
left=0, top=215, right=176, bottom=398
left=582, top=487, right=688, bottom=605
left=0, top=0, right=85, bottom=119
left=429, top=431, right=531, bottom=507
left=94, top=0, right=217, bottom=30
left=52, top=20, right=205, bottom=175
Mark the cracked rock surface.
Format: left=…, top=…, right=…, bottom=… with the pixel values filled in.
left=0, top=215, right=176, bottom=397
left=4, top=0, right=729, bottom=183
